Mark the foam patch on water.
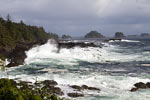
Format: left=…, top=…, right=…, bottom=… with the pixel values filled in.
left=109, top=39, right=140, bottom=43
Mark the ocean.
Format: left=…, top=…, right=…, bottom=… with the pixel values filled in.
left=1, top=38, right=150, bottom=100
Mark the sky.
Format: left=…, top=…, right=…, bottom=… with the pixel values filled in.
left=0, top=0, right=150, bottom=36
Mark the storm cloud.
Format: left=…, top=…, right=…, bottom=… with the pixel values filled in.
left=0, top=0, right=150, bottom=36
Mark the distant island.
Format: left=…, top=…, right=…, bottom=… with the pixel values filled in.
left=61, top=34, right=72, bottom=39
left=84, top=31, right=105, bottom=38
left=114, top=32, right=125, bottom=39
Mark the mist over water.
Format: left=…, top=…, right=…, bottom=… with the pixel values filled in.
left=1, top=39, right=150, bottom=100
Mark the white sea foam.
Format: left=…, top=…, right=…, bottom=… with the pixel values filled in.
left=109, top=39, right=140, bottom=43
left=121, top=39, right=140, bottom=43
left=1, top=39, right=150, bottom=100
left=25, top=39, right=106, bottom=65
left=25, top=39, right=148, bottom=65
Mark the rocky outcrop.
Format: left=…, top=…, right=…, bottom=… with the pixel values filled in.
left=130, top=82, right=150, bottom=92
left=84, top=31, right=105, bottom=38
left=58, top=42, right=100, bottom=50
left=70, top=84, right=100, bottom=91
left=5, top=40, right=48, bottom=67
left=67, top=93, right=84, bottom=98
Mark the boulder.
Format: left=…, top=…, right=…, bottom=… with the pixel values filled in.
left=67, top=93, right=84, bottom=98
left=70, top=84, right=100, bottom=91
left=87, top=87, right=100, bottom=91
left=70, top=85, right=82, bottom=91
left=130, top=88, right=138, bottom=92
left=134, top=82, right=147, bottom=89
left=42, top=80, right=58, bottom=86
left=130, top=82, right=150, bottom=92
left=146, top=82, right=150, bottom=88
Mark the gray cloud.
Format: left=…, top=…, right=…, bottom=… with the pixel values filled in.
left=0, top=0, right=150, bottom=36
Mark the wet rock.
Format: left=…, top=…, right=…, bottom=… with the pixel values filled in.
left=81, top=85, right=89, bottom=89
left=130, top=82, right=150, bottom=92
left=146, top=82, right=150, bottom=88
left=134, top=82, right=147, bottom=89
left=130, top=88, right=139, bottom=92
left=67, top=93, right=84, bottom=98
left=54, top=87, right=64, bottom=96
left=82, top=85, right=100, bottom=91
left=87, top=87, right=100, bottom=91
left=6, top=40, right=48, bottom=67
left=58, top=42, right=99, bottom=50
left=42, top=85, right=64, bottom=96
left=70, top=85, right=82, bottom=91
left=70, top=84, right=100, bottom=92
left=42, top=80, right=58, bottom=86
left=7, top=44, right=27, bottom=67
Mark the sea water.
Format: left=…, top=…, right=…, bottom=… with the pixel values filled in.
left=1, top=39, right=150, bottom=100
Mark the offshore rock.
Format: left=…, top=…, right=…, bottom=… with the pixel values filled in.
left=134, top=82, right=147, bottom=89
left=70, top=84, right=100, bottom=91
left=58, top=42, right=99, bottom=49
left=130, top=82, right=150, bottom=92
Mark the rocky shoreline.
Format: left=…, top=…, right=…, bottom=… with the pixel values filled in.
left=1, top=39, right=100, bottom=68
left=0, top=39, right=48, bottom=67
left=0, top=78, right=101, bottom=100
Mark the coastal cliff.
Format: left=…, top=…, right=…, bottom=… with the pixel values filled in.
left=0, top=16, right=58, bottom=67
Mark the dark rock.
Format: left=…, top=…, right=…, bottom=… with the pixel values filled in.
left=87, top=87, right=100, bottom=91
left=54, top=87, right=64, bottom=96
left=81, top=85, right=89, bottom=89
left=42, top=80, right=58, bottom=86
left=130, top=88, right=139, bottom=92
left=5, top=40, right=48, bottom=67
left=146, top=82, right=150, bottom=88
left=67, top=93, right=84, bottom=98
left=70, top=85, right=82, bottom=91
left=58, top=42, right=99, bottom=50
left=70, top=84, right=100, bottom=92
left=134, top=82, right=147, bottom=89
left=42, top=85, right=64, bottom=96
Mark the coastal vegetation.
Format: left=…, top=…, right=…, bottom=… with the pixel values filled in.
left=0, top=15, right=59, bottom=67
left=0, top=78, right=65, bottom=100
left=0, top=15, right=58, bottom=50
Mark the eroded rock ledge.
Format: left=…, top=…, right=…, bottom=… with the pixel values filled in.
left=130, top=82, right=150, bottom=92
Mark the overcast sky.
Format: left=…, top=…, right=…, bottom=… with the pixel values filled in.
left=0, top=0, right=150, bottom=36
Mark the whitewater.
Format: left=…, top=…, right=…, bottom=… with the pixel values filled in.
left=1, top=39, right=150, bottom=100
